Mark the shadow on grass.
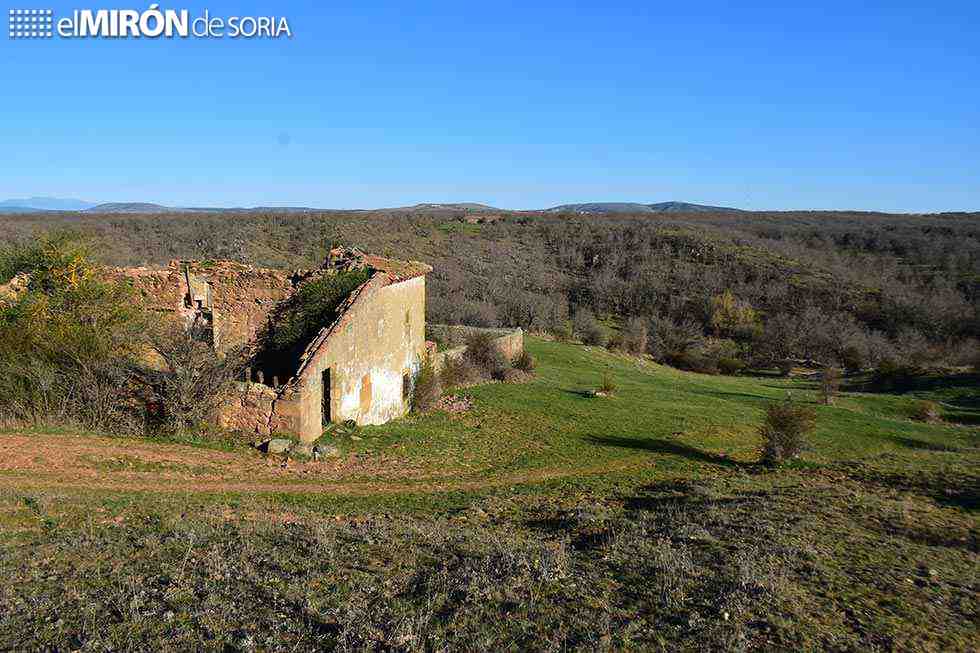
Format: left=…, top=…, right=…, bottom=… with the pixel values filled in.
left=688, top=388, right=789, bottom=406
left=587, top=435, right=752, bottom=469
left=561, top=388, right=598, bottom=399
left=846, top=372, right=980, bottom=403
left=892, top=436, right=968, bottom=453
left=943, top=410, right=980, bottom=426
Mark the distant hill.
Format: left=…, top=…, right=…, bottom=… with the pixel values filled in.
left=85, top=202, right=176, bottom=214
left=0, top=206, right=44, bottom=214
left=546, top=201, right=744, bottom=214
left=383, top=203, right=502, bottom=213
left=0, top=196, right=97, bottom=211
left=23, top=199, right=747, bottom=214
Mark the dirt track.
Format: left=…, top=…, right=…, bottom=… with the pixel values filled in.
left=0, top=432, right=641, bottom=496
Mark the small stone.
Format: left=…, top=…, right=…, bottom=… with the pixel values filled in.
left=313, top=443, right=340, bottom=458
left=262, top=438, right=292, bottom=454
left=351, top=435, right=362, bottom=441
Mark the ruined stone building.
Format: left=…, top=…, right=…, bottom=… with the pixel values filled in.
left=116, top=248, right=433, bottom=443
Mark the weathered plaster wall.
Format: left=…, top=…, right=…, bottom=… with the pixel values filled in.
left=288, top=275, right=427, bottom=441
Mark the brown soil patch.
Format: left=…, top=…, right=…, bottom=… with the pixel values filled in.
left=0, top=432, right=641, bottom=497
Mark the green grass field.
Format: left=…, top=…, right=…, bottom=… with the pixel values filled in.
left=1, top=338, right=976, bottom=650
left=335, top=338, right=978, bottom=494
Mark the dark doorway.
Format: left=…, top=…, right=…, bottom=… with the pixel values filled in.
left=321, top=369, right=332, bottom=425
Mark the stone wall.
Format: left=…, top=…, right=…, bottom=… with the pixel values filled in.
left=426, top=324, right=524, bottom=370
left=216, top=382, right=305, bottom=438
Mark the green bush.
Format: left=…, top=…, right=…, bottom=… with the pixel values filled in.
left=759, top=397, right=816, bottom=467
left=0, top=232, right=154, bottom=432
left=253, top=269, right=371, bottom=380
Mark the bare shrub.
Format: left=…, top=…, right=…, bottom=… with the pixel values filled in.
left=463, top=332, right=508, bottom=380
left=148, top=325, right=248, bottom=434
left=440, top=355, right=479, bottom=390
left=819, top=367, right=841, bottom=405
left=717, top=357, right=746, bottom=376
left=550, top=321, right=574, bottom=343
left=500, top=368, right=530, bottom=383
left=649, top=314, right=704, bottom=359
left=620, top=317, right=649, bottom=355
left=410, top=356, right=440, bottom=413
left=666, top=350, right=719, bottom=375
left=872, top=359, right=921, bottom=390
left=759, top=397, right=816, bottom=467
left=910, top=400, right=941, bottom=423
left=598, top=372, right=617, bottom=395
left=513, top=350, right=536, bottom=373
left=841, top=345, right=865, bottom=372
left=573, top=310, right=608, bottom=346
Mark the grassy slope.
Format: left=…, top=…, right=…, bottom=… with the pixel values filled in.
left=337, top=339, right=977, bottom=491
left=0, top=338, right=977, bottom=651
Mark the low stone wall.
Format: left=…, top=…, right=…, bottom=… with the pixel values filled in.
left=216, top=382, right=304, bottom=438
left=426, top=324, right=524, bottom=369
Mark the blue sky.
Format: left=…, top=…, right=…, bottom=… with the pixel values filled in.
left=1, top=1, right=978, bottom=211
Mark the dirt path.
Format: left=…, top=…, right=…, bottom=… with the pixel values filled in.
left=0, top=432, right=643, bottom=496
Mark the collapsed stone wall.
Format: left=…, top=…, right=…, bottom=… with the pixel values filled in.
left=109, top=261, right=298, bottom=354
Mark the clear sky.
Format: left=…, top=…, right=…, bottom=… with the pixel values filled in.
left=1, top=1, right=977, bottom=211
